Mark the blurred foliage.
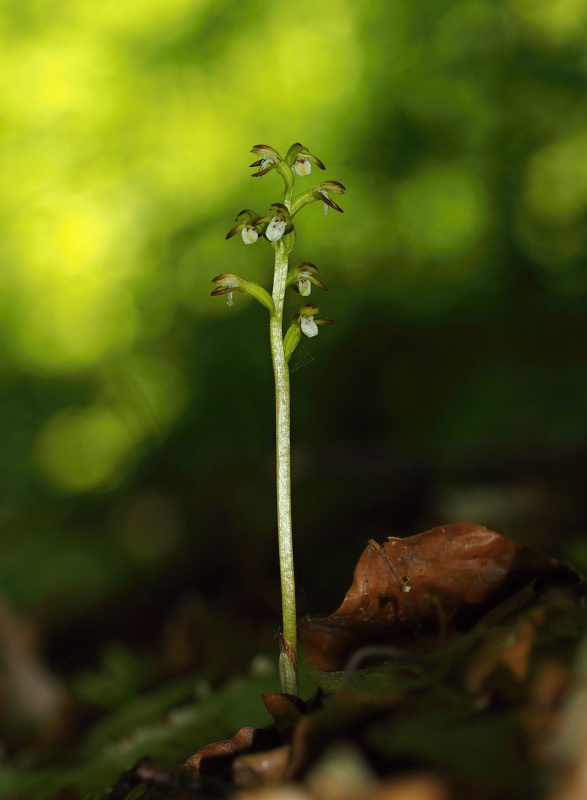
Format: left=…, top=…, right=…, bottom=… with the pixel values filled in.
left=0, top=0, right=587, bottom=726
left=0, top=658, right=282, bottom=799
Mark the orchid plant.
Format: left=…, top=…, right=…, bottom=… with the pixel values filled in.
left=211, top=143, right=345, bottom=695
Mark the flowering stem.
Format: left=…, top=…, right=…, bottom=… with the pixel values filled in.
left=269, top=231, right=298, bottom=695
left=217, top=144, right=344, bottom=695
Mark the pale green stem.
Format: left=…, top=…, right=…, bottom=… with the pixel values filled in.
left=270, top=211, right=298, bottom=695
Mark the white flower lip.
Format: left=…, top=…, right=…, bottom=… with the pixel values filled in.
left=266, top=216, right=287, bottom=242
left=298, top=279, right=311, bottom=296
left=300, top=316, right=319, bottom=338
left=294, top=158, right=312, bottom=177
left=241, top=227, right=259, bottom=244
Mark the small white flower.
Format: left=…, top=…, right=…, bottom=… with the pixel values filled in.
left=319, top=189, right=330, bottom=216
left=266, top=216, right=286, bottom=242
left=294, top=158, right=312, bottom=177
left=298, top=279, right=312, bottom=296
left=300, top=315, right=319, bottom=338
left=226, top=292, right=234, bottom=307
left=241, top=227, right=258, bottom=244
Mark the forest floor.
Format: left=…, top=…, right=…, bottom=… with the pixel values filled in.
left=2, top=523, right=587, bottom=800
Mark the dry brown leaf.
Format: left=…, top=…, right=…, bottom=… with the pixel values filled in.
left=181, top=726, right=279, bottom=776
left=301, top=523, right=578, bottom=671
left=182, top=694, right=307, bottom=780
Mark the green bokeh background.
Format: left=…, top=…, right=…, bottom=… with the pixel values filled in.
left=1, top=0, right=587, bottom=673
